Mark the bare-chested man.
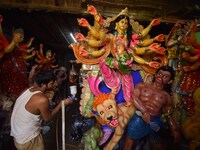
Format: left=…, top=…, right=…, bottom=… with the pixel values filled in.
left=124, top=66, right=180, bottom=150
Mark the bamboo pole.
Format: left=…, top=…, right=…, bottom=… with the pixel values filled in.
left=61, top=101, right=65, bottom=150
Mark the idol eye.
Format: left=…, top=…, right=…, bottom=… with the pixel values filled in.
left=108, top=105, right=113, bottom=109
left=99, top=111, right=104, bottom=115
left=163, top=75, right=169, bottom=79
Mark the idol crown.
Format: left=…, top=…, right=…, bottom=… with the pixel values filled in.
left=103, top=7, right=129, bottom=27
left=112, top=7, right=128, bottom=21
left=118, top=7, right=128, bottom=17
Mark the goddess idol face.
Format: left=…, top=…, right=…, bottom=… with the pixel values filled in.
left=116, top=18, right=128, bottom=35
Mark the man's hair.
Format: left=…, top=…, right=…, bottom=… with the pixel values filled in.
left=33, top=70, right=56, bottom=86
left=156, top=66, right=175, bottom=81
left=14, top=28, right=24, bottom=34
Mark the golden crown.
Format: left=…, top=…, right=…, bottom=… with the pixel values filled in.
left=118, top=7, right=128, bottom=17
left=113, top=7, right=128, bottom=20
left=103, top=7, right=129, bottom=27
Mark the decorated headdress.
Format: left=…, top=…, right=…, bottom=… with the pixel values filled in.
left=114, top=7, right=128, bottom=20
left=104, top=7, right=129, bottom=27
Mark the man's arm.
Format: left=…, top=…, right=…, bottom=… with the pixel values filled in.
left=38, top=95, right=73, bottom=122
left=163, top=93, right=180, bottom=142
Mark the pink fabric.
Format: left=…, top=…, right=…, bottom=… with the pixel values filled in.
left=121, top=74, right=134, bottom=102
left=131, top=34, right=139, bottom=46
left=87, top=76, right=102, bottom=96
left=99, top=60, right=120, bottom=89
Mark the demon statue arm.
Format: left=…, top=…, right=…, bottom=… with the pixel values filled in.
left=162, top=96, right=180, bottom=142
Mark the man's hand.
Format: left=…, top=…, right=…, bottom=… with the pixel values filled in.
left=172, top=129, right=180, bottom=143
left=63, top=98, right=73, bottom=106
left=142, top=112, right=150, bottom=124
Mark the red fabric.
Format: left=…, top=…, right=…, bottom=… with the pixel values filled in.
left=179, top=69, right=200, bottom=114
left=0, top=40, right=28, bottom=96
left=0, top=33, right=9, bottom=59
